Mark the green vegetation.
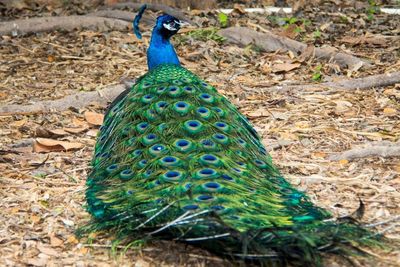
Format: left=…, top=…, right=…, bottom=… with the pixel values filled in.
left=312, top=64, right=323, bottom=81
left=218, top=12, right=229, bottom=28
left=177, top=28, right=226, bottom=44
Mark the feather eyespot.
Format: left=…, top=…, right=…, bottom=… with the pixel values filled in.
left=138, top=159, right=147, bottom=168
left=183, top=120, right=203, bottom=134
left=214, top=122, right=230, bottom=132
left=199, top=154, right=221, bottom=166
left=173, top=101, right=191, bottom=115
left=132, top=149, right=143, bottom=158
left=106, top=164, right=118, bottom=173
left=182, top=204, right=199, bottom=211
left=141, top=94, right=154, bottom=104
left=254, top=159, right=268, bottom=169
left=197, top=195, right=214, bottom=202
left=202, top=182, right=221, bottom=192
left=184, top=86, right=194, bottom=93
left=136, top=122, right=149, bottom=133
left=173, top=139, right=194, bottom=153
left=212, top=133, right=229, bottom=145
left=120, top=169, right=134, bottom=180
left=161, top=170, right=184, bottom=182
left=198, top=93, right=215, bottom=103
left=212, top=107, right=225, bottom=117
left=149, top=144, right=167, bottom=156
left=168, top=86, right=182, bottom=97
left=221, top=174, right=234, bottom=181
left=195, top=168, right=218, bottom=179
left=196, top=107, right=211, bottom=119
left=211, top=205, right=225, bottom=211
left=156, top=86, right=166, bottom=94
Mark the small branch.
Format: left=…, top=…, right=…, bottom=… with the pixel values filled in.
left=0, top=15, right=130, bottom=36
left=219, top=27, right=371, bottom=69
left=329, top=141, right=400, bottom=161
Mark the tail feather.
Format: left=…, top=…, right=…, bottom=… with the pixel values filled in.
left=80, top=64, right=393, bottom=266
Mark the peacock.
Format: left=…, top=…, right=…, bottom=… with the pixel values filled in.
left=82, top=5, right=388, bottom=266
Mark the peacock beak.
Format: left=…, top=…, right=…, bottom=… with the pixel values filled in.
left=176, top=20, right=190, bottom=28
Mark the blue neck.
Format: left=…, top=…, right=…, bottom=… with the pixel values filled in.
left=147, top=29, right=180, bottom=70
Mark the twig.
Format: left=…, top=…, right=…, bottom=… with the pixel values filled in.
left=329, top=141, right=400, bottom=161
left=365, top=216, right=400, bottom=228
left=219, top=27, right=371, bottom=69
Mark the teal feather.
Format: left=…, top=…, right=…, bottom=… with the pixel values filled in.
left=81, top=9, right=390, bottom=267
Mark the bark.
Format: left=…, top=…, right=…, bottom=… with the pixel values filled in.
left=0, top=15, right=130, bottom=36
left=219, top=27, right=372, bottom=69
left=329, top=142, right=400, bottom=161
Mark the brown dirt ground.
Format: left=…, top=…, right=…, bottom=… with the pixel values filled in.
left=0, top=2, right=399, bottom=267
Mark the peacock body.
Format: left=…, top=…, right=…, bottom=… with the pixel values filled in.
left=83, top=7, right=386, bottom=266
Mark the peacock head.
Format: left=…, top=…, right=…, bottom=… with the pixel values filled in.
left=154, top=14, right=184, bottom=39
left=133, top=4, right=188, bottom=40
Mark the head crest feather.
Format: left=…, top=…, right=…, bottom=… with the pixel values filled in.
left=133, top=4, right=147, bottom=39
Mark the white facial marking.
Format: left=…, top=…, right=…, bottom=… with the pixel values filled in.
left=163, top=23, right=177, bottom=31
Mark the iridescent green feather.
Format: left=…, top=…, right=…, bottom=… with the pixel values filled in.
left=82, top=64, right=387, bottom=266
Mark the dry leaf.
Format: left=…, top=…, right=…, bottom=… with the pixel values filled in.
left=11, top=118, right=27, bottom=127
left=49, top=129, right=68, bottom=136
left=86, top=129, right=99, bottom=137
left=84, top=111, right=104, bottom=126
left=0, top=92, right=8, bottom=100
left=261, top=64, right=272, bottom=74
left=31, top=214, right=41, bottom=223
left=313, top=152, right=327, bottom=159
left=66, top=235, right=79, bottom=244
left=272, top=63, right=301, bottom=73
left=233, top=4, right=246, bottom=14
left=64, top=127, right=88, bottom=134
left=79, top=247, right=89, bottom=254
left=71, top=117, right=89, bottom=129
left=50, top=234, right=63, bottom=247
left=47, top=55, right=55, bottom=63
left=338, top=159, right=349, bottom=165
left=37, top=244, right=58, bottom=257
left=334, top=100, right=353, bottom=113
left=279, top=132, right=298, bottom=141
left=33, top=138, right=84, bottom=153
left=383, top=108, right=397, bottom=115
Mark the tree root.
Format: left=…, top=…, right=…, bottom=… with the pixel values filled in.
left=266, top=71, right=400, bottom=93
left=0, top=15, right=131, bottom=36
left=219, top=27, right=371, bottom=69
left=0, top=3, right=190, bottom=37
left=329, top=141, right=400, bottom=161
left=0, top=84, right=128, bottom=116
left=1, top=71, right=398, bottom=116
